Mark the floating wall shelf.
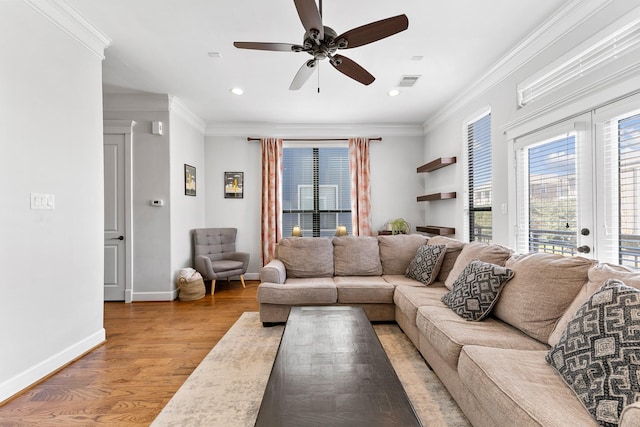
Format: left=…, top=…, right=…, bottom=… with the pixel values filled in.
left=416, top=157, right=457, bottom=173
left=417, top=192, right=457, bottom=202
left=416, top=226, right=456, bottom=236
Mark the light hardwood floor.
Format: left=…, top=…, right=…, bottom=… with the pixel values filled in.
left=0, top=280, right=259, bottom=426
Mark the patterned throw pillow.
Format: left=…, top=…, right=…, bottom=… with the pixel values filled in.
left=405, top=244, right=446, bottom=285
left=441, top=259, right=515, bottom=321
left=546, top=279, right=640, bottom=427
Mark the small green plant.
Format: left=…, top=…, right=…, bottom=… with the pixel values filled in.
left=384, top=218, right=411, bottom=234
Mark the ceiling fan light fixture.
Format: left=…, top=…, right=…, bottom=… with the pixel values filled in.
left=230, top=87, right=244, bottom=96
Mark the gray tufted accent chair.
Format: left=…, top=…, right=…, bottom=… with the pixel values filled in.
left=193, top=228, right=250, bottom=294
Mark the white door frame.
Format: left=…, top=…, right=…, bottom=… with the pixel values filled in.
left=104, top=120, right=135, bottom=303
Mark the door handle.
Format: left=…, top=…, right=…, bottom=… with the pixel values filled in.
left=110, top=236, right=124, bottom=241
left=577, top=245, right=590, bottom=253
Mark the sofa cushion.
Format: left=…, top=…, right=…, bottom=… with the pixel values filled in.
left=416, top=305, right=548, bottom=369
left=493, top=252, right=594, bottom=344
left=333, top=276, right=395, bottom=304
left=333, top=236, right=382, bottom=276
left=277, top=237, right=334, bottom=278
left=459, top=346, right=598, bottom=426
left=444, top=242, right=513, bottom=290
left=393, top=285, right=449, bottom=327
left=546, top=279, right=640, bottom=427
left=257, top=278, right=337, bottom=305
left=441, top=260, right=514, bottom=321
left=378, top=234, right=428, bottom=275
left=383, top=274, right=441, bottom=288
left=427, top=236, right=465, bottom=283
left=549, top=262, right=640, bottom=346
left=405, top=244, right=446, bottom=285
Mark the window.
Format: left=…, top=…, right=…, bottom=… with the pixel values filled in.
left=467, top=112, right=492, bottom=242
left=282, top=146, right=351, bottom=237
left=517, top=134, right=578, bottom=255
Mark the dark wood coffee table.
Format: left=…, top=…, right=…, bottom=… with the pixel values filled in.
left=255, top=306, right=422, bottom=426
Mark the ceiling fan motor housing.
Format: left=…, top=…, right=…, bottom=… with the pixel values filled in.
left=304, top=26, right=338, bottom=60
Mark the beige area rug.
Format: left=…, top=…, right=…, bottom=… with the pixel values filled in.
left=152, top=312, right=470, bottom=427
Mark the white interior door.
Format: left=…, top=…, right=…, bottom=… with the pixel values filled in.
left=103, top=120, right=134, bottom=302
left=104, top=134, right=126, bottom=301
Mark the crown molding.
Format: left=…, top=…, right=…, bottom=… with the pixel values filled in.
left=24, top=0, right=111, bottom=59
left=423, top=0, right=613, bottom=134
left=205, top=122, right=425, bottom=138
left=168, top=96, right=206, bottom=135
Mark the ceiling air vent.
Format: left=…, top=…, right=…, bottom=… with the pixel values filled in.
left=398, top=75, right=421, bottom=87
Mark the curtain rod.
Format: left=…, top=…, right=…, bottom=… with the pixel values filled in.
left=247, top=137, right=382, bottom=142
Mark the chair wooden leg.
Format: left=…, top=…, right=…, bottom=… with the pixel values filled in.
left=211, top=279, right=216, bottom=295
left=240, top=275, right=246, bottom=288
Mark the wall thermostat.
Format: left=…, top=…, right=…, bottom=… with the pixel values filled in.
left=151, top=200, right=164, bottom=207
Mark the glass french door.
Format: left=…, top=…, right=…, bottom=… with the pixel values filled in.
left=594, top=95, right=640, bottom=268
left=515, top=94, right=640, bottom=267
left=514, top=113, right=595, bottom=258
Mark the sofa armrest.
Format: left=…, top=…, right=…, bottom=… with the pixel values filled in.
left=621, top=401, right=640, bottom=426
left=260, top=259, right=287, bottom=284
left=195, top=254, right=215, bottom=279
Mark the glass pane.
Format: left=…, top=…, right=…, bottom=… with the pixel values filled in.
left=468, top=113, right=492, bottom=241
left=618, top=112, right=640, bottom=268
left=282, top=148, right=313, bottom=211
left=470, top=211, right=492, bottom=243
left=528, top=135, right=577, bottom=255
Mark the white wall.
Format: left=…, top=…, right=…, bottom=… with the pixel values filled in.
left=0, top=2, right=107, bottom=401
left=204, top=131, right=424, bottom=275
left=422, top=0, right=640, bottom=247
left=169, top=104, right=206, bottom=281
left=104, top=103, right=173, bottom=300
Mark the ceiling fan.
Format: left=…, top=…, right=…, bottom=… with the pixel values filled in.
left=233, top=0, right=409, bottom=90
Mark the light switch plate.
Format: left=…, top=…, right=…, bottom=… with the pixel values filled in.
left=31, top=193, right=55, bottom=210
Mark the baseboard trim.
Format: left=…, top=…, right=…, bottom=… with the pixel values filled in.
left=131, top=290, right=179, bottom=302
left=0, top=329, right=106, bottom=404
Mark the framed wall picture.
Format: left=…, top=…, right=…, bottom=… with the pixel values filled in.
left=184, top=164, right=196, bottom=196
left=224, top=172, right=243, bottom=199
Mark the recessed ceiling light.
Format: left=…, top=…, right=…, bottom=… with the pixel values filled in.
left=388, top=89, right=400, bottom=97
left=230, top=87, right=244, bottom=96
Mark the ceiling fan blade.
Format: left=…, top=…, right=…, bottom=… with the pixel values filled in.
left=330, top=54, right=375, bottom=86
left=335, top=14, right=408, bottom=49
left=294, top=0, right=324, bottom=41
left=233, top=42, right=300, bottom=52
left=289, top=60, right=318, bottom=90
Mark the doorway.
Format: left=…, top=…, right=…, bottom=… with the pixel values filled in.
left=103, top=120, right=134, bottom=302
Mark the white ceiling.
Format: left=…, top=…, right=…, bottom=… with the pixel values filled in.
left=66, top=0, right=569, bottom=126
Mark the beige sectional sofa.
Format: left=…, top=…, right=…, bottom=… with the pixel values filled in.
left=257, top=234, right=640, bottom=427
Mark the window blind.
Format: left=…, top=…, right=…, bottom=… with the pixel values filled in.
left=467, top=113, right=492, bottom=242
left=282, top=146, right=351, bottom=237
left=600, top=111, right=640, bottom=268
left=530, top=135, right=577, bottom=255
